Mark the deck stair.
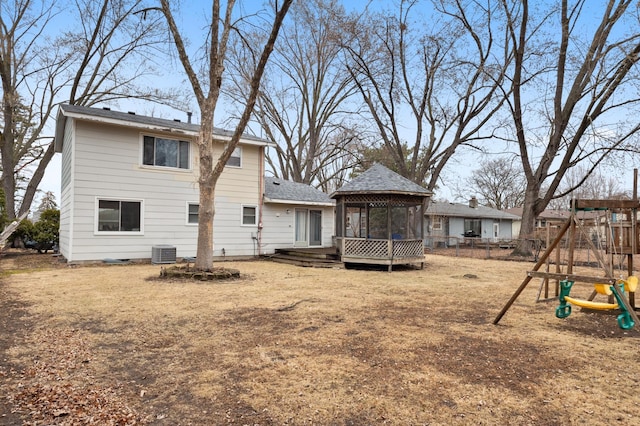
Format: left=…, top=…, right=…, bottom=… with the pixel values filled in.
left=267, top=247, right=342, bottom=268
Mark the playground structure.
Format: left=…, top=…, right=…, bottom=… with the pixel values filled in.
left=494, top=181, right=640, bottom=330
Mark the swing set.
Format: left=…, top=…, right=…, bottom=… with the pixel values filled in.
left=494, top=175, right=640, bottom=330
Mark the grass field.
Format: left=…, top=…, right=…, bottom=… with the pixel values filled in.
left=1, top=250, right=639, bottom=425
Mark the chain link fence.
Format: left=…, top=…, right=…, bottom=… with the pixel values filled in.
left=424, top=234, right=621, bottom=267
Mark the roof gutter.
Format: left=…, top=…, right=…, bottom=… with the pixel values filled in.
left=55, top=106, right=275, bottom=152
left=263, top=197, right=335, bottom=207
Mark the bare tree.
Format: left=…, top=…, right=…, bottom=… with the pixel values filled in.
left=225, top=0, right=359, bottom=190
left=548, top=165, right=627, bottom=209
left=1, top=0, right=173, bottom=220
left=341, top=0, right=511, bottom=190
left=36, top=190, right=58, bottom=212
left=500, top=0, right=640, bottom=255
left=159, top=0, right=292, bottom=270
left=458, top=157, right=526, bottom=210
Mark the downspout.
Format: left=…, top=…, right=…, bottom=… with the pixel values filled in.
left=257, top=146, right=264, bottom=256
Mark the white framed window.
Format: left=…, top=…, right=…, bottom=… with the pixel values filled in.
left=432, top=216, right=443, bottom=231
left=241, top=205, right=257, bottom=226
left=226, top=146, right=242, bottom=168
left=187, top=202, right=199, bottom=225
left=96, top=198, right=143, bottom=234
left=143, top=135, right=190, bottom=169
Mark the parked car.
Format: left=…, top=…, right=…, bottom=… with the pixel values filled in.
left=25, top=239, right=58, bottom=254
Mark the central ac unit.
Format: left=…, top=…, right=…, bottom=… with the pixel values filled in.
left=152, top=245, right=176, bottom=264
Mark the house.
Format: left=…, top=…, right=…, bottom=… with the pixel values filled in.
left=54, top=104, right=334, bottom=262
left=425, top=197, right=520, bottom=246
left=505, top=207, right=573, bottom=237
left=505, top=206, right=607, bottom=245
left=504, top=207, right=603, bottom=237
left=261, top=177, right=335, bottom=252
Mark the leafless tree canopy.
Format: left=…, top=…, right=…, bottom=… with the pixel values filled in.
left=340, top=0, right=511, bottom=191
left=547, top=165, right=628, bottom=210
left=0, top=0, right=175, bottom=220
left=224, top=0, right=361, bottom=192
left=459, top=157, right=526, bottom=210
left=498, top=0, right=640, bottom=254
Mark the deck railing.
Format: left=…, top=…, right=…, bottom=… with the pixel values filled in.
left=340, top=238, right=424, bottom=260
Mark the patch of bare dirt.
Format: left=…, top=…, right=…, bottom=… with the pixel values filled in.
left=2, top=250, right=640, bottom=424
left=0, top=248, right=65, bottom=272
left=0, top=280, right=31, bottom=425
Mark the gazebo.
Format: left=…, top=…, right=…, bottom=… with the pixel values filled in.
left=331, top=163, right=431, bottom=271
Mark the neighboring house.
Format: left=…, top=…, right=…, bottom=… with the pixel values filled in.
left=505, top=207, right=602, bottom=235
left=425, top=197, right=520, bottom=246
left=261, top=177, right=335, bottom=252
left=505, top=206, right=603, bottom=243
left=505, top=207, right=574, bottom=237
left=54, top=104, right=333, bottom=262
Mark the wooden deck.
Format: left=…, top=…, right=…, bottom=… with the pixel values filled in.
left=267, top=242, right=426, bottom=271
left=266, top=247, right=343, bottom=268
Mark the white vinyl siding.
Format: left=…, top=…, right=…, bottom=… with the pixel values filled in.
left=260, top=204, right=335, bottom=253
left=61, top=120, right=264, bottom=262
left=58, top=119, right=75, bottom=260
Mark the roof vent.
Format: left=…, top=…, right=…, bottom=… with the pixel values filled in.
left=469, top=196, right=478, bottom=208
left=273, top=180, right=280, bottom=185
left=128, top=111, right=136, bottom=115
left=173, top=119, right=181, bottom=122
left=102, top=107, right=111, bottom=111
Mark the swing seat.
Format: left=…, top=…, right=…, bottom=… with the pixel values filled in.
left=622, top=276, right=638, bottom=293
left=593, top=283, right=613, bottom=296
left=563, top=296, right=618, bottom=311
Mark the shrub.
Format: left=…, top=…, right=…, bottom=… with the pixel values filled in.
left=31, top=209, right=60, bottom=253
left=10, top=209, right=60, bottom=253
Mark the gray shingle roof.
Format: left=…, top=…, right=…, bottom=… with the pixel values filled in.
left=427, top=201, right=521, bottom=220
left=331, top=163, right=431, bottom=198
left=504, top=207, right=598, bottom=221
left=56, top=104, right=268, bottom=148
left=264, top=177, right=334, bottom=206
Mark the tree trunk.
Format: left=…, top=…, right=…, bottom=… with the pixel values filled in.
left=195, top=107, right=215, bottom=271
left=513, top=183, right=544, bottom=257
left=0, top=153, right=15, bottom=219
left=1, top=92, right=16, bottom=219
left=18, top=142, right=56, bottom=216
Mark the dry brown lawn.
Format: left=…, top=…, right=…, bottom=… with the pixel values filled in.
left=1, top=249, right=639, bottom=425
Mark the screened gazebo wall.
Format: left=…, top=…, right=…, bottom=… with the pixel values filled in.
left=334, top=193, right=427, bottom=270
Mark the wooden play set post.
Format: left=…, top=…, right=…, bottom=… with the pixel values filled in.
left=494, top=170, right=640, bottom=328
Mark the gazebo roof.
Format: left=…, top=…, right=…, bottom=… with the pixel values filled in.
left=331, top=163, right=431, bottom=198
